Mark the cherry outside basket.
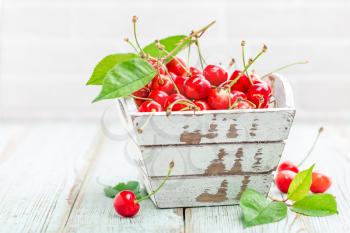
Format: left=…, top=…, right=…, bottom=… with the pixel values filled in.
left=116, top=74, right=295, bottom=208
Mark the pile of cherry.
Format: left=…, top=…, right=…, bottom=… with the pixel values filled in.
left=275, top=160, right=332, bottom=193
left=133, top=57, right=272, bottom=112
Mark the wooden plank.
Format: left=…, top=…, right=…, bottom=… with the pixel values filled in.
left=62, top=127, right=184, bottom=233
left=150, top=174, right=273, bottom=208
left=0, top=121, right=101, bottom=233
left=141, top=142, right=284, bottom=177
left=122, top=74, right=295, bottom=146
left=184, top=123, right=350, bottom=233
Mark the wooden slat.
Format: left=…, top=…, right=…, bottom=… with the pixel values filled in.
left=150, top=174, right=273, bottom=208
left=62, top=128, right=184, bottom=233
left=185, top=123, right=350, bottom=233
left=0, top=121, right=101, bottom=233
left=141, top=142, right=284, bottom=177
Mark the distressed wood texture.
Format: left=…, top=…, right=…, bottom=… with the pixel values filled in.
left=184, top=124, right=350, bottom=233
left=0, top=121, right=102, bottom=233
left=62, top=123, right=184, bottom=233
left=148, top=174, right=273, bottom=208
left=124, top=74, right=295, bottom=146
left=141, top=142, right=285, bottom=177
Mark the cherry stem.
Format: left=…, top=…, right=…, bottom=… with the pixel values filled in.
left=195, top=39, right=206, bottom=69
left=132, top=16, right=145, bottom=56
left=130, top=94, right=152, bottom=101
left=268, top=196, right=290, bottom=205
left=163, top=66, right=180, bottom=94
left=136, top=161, right=174, bottom=203
left=228, top=44, right=267, bottom=88
left=261, top=60, right=309, bottom=79
left=166, top=99, right=199, bottom=113
left=227, top=58, right=236, bottom=71
left=137, top=110, right=155, bottom=134
left=297, top=127, right=324, bottom=167
left=187, top=42, right=192, bottom=66
left=124, top=38, right=140, bottom=54
left=162, top=21, right=216, bottom=61
left=240, top=41, right=248, bottom=76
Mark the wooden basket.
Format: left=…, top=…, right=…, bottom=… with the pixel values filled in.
left=117, top=74, right=295, bottom=208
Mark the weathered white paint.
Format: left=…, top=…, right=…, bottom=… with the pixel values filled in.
left=122, top=74, right=295, bottom=146
left=141, top=142, right=285, bottom=177
left=149, top=174, right=273, bottom=208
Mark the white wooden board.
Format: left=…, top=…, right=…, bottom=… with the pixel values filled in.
left=149, top=174, right=273, bottom=208
left=141, top=142, right=284, bottom=177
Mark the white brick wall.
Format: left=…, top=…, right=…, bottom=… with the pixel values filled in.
left=0, top=0, right=349, bottom=120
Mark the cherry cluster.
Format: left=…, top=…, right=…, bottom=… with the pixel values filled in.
left=133, top=56, right=272, bottom=112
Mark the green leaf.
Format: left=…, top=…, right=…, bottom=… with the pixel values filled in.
left=291, top=194, right=338, bottom=216
left=93, top=58, right=156, bottom=102
left=103, top=181, right=142, bottom=199
left=288, top=164, right=315, bottom=201
left=143, top=35, right=190, bottom=61
left=87, top=53, right=138, bottom=85
left=240, top=189, right=288, bottom=227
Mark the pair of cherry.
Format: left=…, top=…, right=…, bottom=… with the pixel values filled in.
left=275, top=161, right=332, bottom=193
left=133, top=56, right=272, bottom=112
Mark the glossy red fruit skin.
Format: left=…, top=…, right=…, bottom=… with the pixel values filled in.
left=138, top=101, right=163, bottom=112
left=148, top=58, right=165, bottom=75
left=246, top=82, right=271, bottom=108
left=193, top=100, right=211, bottom=110
left=235, top=100, right=255, bottom=109
left=166, top=57, right=188, bottom=76
left=278, top=161, right=299, bottom=173
left=151, top=75, right=175, bottom=95
left=203, top=65, right=228, bottom=86
left=229, top=70, right=252, bottom=92
left=207, top=88, right=234, bottom=110
left=184, top=75, right=211, bottom=100
left=165, top=93, right=188, bottom=111
left=148, top=90, right=169, bottom=108
left=134, top=98, right=144, bottom=107
left=231, top=90, right=247, bottom=100
left=310, top=172, right=332, bottom=193
left=172, top=75, right=188, bottom=95
left=275, top=170, right=296, bottom=193
left=189, top=66, right=202, bottom=76
left=114, top=190, right=140, bottom=218
left=133, top=86, right=150, bottom=98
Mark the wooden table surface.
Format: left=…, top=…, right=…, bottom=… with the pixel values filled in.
left=0, top=119, right=349, bottom=233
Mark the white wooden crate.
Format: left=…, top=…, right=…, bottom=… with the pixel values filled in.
left=117, top=74, right=295, bottom=208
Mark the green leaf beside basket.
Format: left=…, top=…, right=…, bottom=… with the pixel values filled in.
left=291, top=193, right=338, bottom=216
left=288, top=164, right=315, bottom=201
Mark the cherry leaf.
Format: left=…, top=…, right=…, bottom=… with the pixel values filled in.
left=87, top=53, right=138, bottom=85
left=287, top=164, right=315, bottom=201
left=291, top=194, right=338, bottom=216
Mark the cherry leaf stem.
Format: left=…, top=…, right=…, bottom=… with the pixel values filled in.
left=261, top=60, right=309, bottom=79
left=162, top=21, right=216, bottom=61
left=297, top=127, right=324, bottom=167
left=228, top=45, right=267, bottom=88
left=132, top=16, right=145, bottom=56
left=136, top=161, right=174, bottom=203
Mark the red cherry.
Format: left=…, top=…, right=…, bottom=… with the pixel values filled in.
left=184, top=75, right=211, bottom=100
left=207, top=88, right=234, bottom=110
left=275, top=170, right=296, bottom=193
left=148, top=58, right=165, bottom=75
left=235, top=100, right=255, bottom=109
left=310, top=172, right=332, bottom=193
left=148, top=90, right=169, bottom=108
left=246, top=82, right=271, bottom=108
left=114, top=190, right=140, bottom=217
left=134, top=98, right=144, bottom=107
left=229, top=70, right=252, bottom=92
left=151, top=75, right=175, bottom=95
left=138, top=101, right=163, bottom=112
left=172, top=75, right=188, bottom=95
left=278, top=161, right=299, bottom=173
left=231, top=90, right=247, bottom=100
left=193, top=100, right=211, bottom=110
left=165, top=93, right=188, bottom=111
left=203, top=64, right=228, bottom=86
left=189, top=66, right=202, bottom=76
left=133, top=86, right=150, bottom=98
left=166, top=57, right=188, bottom=76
